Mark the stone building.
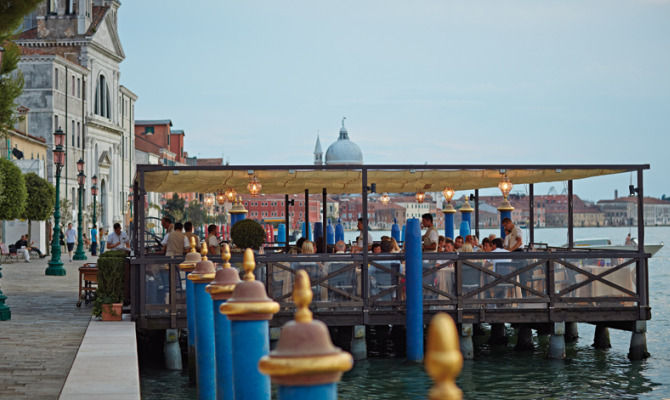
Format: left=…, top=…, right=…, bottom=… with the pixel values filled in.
left=313, top=118, right=363, bottom=165
left=15, top=0, right=137, bottom=231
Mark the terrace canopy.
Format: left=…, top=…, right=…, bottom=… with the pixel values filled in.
left=140, top=164, right=636, bottom=194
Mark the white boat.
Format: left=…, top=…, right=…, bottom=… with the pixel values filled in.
left=565, top=238, right=664, bottom=256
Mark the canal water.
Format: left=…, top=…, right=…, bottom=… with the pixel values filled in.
left=140, top=226, right=670, bottom=399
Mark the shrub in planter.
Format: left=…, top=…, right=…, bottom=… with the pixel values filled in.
left=231, top=219, right=265, bottom=250
left=92, top=250, right=127, bottom=318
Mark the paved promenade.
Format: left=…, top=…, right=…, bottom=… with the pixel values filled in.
left=0, top=256, right=96, bottom=399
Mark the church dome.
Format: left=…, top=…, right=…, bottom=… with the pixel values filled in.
left=325, top=118, right=363, bottom=165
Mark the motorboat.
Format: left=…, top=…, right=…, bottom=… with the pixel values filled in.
left=565, top=238, right=663, bottom=256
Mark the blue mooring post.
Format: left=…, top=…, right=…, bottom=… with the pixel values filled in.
left=391, top=218, right=401, bottom=243
left=326, top=220, right=335, bottom=245
left=335, top=218, right=344, bottom=242
left=498, top=197, right=514, bottom=239
left=401, top=224, right=406, bottom=243
left=259, top=270, right=353, bottom=400
left=442, top=206, right=455, bottom=240
left=277, top=223, right=286, bottom=247
left=314, top=221, right=323, bottom=243
left=405, top=218, right=423, bottom=362
left=206, top=244, right=240, bottom=400
left=188, top=242, right=217, bottom=400
left=220, top=249, right=279, bottom=400
left=229, top=198, right=248, bottom=231
left=179, top=238, right=202, bottom=385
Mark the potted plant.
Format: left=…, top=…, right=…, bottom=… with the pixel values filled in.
left=230, top=219, right=266, bottom=250
left=92, top=249, right=127, bottom=321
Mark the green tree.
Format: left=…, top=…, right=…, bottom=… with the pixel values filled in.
left=21, top=173, right=55, bottom=241
left=185, top=200, right=206, bottom=227
left=164, top=193, right=185, bottom=222
left=0, top=0, right=42, bottom=137
left=0, top=157, right=27, bottom=220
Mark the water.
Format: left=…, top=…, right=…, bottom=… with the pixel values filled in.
left=140, top=227, right=670, bottom=399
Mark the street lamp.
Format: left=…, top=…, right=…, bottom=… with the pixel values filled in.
left=90, top=175, right=98, bottom=253
left=73, top=159, right=87, bottom=260
left=46, top=128, right=67, bottom=275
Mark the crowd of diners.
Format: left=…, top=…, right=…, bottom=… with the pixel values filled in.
left=155, top=212, right=524, bottom=257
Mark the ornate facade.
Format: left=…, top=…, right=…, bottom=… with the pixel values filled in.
left=16, top=0, right=137, bottom=230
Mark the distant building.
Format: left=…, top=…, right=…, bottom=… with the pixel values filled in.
left=314, top=118, right=363, bottom=165
left=597, top=196, right=670, bottom=226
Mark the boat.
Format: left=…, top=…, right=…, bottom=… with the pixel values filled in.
left=565, top=238, right=664, bottom=256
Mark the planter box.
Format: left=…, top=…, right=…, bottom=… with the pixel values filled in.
left=101, top=303, right=122, bottom=321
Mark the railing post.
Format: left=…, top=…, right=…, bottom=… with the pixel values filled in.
left=259, top=270, right=353, bottom=399
left=220, top=249, right=279, bottom=400
left=188, top=242, right=217, bottom=400
left=546, top=259, right=555, bottom=311
left=405, top=218, right=423, bottom=362
left=207, top=244, right=240, bottom=400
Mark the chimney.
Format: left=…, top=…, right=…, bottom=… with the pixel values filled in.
left=614, top=190, right=618, bottom=199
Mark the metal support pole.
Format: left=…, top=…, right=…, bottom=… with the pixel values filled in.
left=46, top=166, right=65, bottom=275
left=529, top=184, right=535, bottom=245
left=405, top=218, right=423, bottom=362
left=637, top=169, right=645, bottom=253
left=361, top=168, right=369, bottom=308
left=322, top=188, right=327, bottom=253
left=304, top=189, right=310, bottom=240
left=568, top=180, right=573, bottom=249
left=185, top=275, right=196, bottom=384
left=474, top=189, right=480, bottom=239
left=284, top=194, right=290, bottom=251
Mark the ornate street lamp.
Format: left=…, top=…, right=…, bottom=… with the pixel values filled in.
left=216, top=191, right=226, bottom=206
left=498, top=174, right=513, bottom=209
left=204, top=195, right=215, bottom=208
left=73, top=159, right=87, bottom=260
left=416, top=191, right=426, bottom=204
left=442, top=187, right=455, bottom=212
left=90, top=175, right=98, bottom=253
left=46, top=128, right=66, bottom=275
left=247, top=174, right=262, bottom=196
left=224, top=188, right=237, bottom=202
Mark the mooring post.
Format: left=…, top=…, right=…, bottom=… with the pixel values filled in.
left=188, top=242, right=217, bottom=399
left=458, top=199, right=473, bottom=237
left=548, top=322, right=566, bottom=359
left=391, top=218, right=401, bottom=243
left=206, top=244, right=240, bottom=400
left=179, top=237, right=202, bottom=384
left=220, top=249, right=279, bottom=400
left=565, top=322, right=579, bottom=343
left=425, top=313, right=463, bottom=400
left=593, top=324, right=612, bottom=349
left=442, top=205, right=455, bottom=240
left=350, top=325, right=367, bottom=360
left=259, top=270, right=353, bottom=400
left=628, top=320, right=650, bottom=360
left=405, top=218, right=423, bottom=362
left=460, top=323, right=474, bottom=360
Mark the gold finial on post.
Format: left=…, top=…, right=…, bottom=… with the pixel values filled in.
left=293, top=270, right=313, bottom=323
left=201, top=240, right=209, bottom=260
left=242, top=248, right=256, bottom=281
left=425, top=313, right=463, bottom=400
left=189, top=235, right=197, bottom=252
left=222, top=243, right=231, bottom=269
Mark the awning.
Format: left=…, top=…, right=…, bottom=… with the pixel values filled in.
left=139, top=165, right=634, bottom=194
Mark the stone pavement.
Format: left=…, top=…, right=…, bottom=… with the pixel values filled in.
left=0, top=255, right=97, bottom=399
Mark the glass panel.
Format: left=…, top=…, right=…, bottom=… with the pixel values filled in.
left=555, top=258, right=637, bottom=306
left=145, top=263, right=170, bottom=307
left=423, top=259, right=455, bottom=301
left=370, top=260, right=401, bottom=302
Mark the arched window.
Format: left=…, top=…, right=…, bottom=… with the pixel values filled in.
left=94, top=74, right=111, bottom=118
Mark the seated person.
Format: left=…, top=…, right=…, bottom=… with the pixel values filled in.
left=371, top=243, right=382, bottom=254
left=454, top=236, right=464, bottom=251
left=437, top=236, right=446, bottom=252
left=106, top=223, right=130, bottom=252
left=334, top=240, right=347, bottom=253
left=301, top=240, right=315, bottom=254
left=380, top=240, right=394, bottom=253
left=444, top=238, right=455, bottom=252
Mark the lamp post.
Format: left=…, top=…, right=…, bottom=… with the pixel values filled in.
left=46, top=128, right=66, bottom=276
left=73, top=159, right=87, bottom=260
left=91, top=175, right=98, bottom=227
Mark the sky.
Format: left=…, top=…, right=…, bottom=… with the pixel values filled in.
left=117, top=0, right=670, bottom=202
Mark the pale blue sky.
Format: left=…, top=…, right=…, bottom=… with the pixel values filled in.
left=118, top=1, right=670, bottom=201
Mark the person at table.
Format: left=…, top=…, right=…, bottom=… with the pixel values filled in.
left=454, top=236, right=464, bottom=251
left=161, top=216, right=173, bottom=233
left=352, top=218, right=373, bottom=253
left=301, top=240, right=315, bottom=254
left=207, top=224, right=221, bottom=256
left=502, top=218, right=523, bottom=252
left=625, top=233, right=633, bottom=246
left=163, top=222, right=186, bottom=256
left=65, top=222, right=77, bottom=262
left=390, top=238, right=402, bottom=253
left=444, top=238, right=455, bottom=252
left=107, top=223, right=130, bottom=252
left=14, top=234, right=40, bottom=262
left=371, top=243, right=382, bottom=254
left=334, top=240, right=347, bottom=253
left=421, top=213, right=439, bottom=252
left=183, top=221, right=200, bottom=251
left=437, top=236, right=446, bottom=252
left=481, top=237, right=492, bottom=252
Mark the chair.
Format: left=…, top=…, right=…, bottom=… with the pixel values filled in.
left=493, top=262, right=517, bottom=299
left=460, top=264, right=481, bottom=297
left=326, top=262, right=357, bottom=302
left=0, top=243, right=14, bottom=262
left=7, top=244, right=22, bottom=261
left=370, top=261, right=400, bottom=301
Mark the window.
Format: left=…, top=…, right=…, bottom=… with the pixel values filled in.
left=71, top=75, right=75, bottom=95
left=48, top=0, right=57, bottom=14
left=144, top=126, right=154, bottom=135
left=77, top=78, right=81, bottom=98
left=54, top=68, right=59, bottom=90
left=54, top=115, right=59, bottom=130
left=71, top=120, right=75, bottom=146
left=77, top=122, right=80, bottom=147
left=94, top=74, right=111, bottom=118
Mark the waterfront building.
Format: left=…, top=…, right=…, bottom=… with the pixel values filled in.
left=314, top=119, right=363, bottom=165
left=598, top=196, right=670, bottom=226
left=16, top=0, right=137, bottom=230
left=239, top=194, right=321, bottom=230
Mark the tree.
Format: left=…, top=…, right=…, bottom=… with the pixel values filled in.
left=0, top=157, right=27, bottom=220
left=60, top=198, right=73, bottom=227
left=0, top=0, right=42, bottom=137
left=164, top=193, right=185, bottom=222
left=21, top=173, right=55, bottom=241
left=185, top=200, right=206, bottom=227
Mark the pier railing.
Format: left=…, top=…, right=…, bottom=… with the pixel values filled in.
left=129, top=248, right=649, bottom=330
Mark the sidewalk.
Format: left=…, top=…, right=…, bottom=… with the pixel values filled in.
left=0, top=255, right=97, bottom=399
